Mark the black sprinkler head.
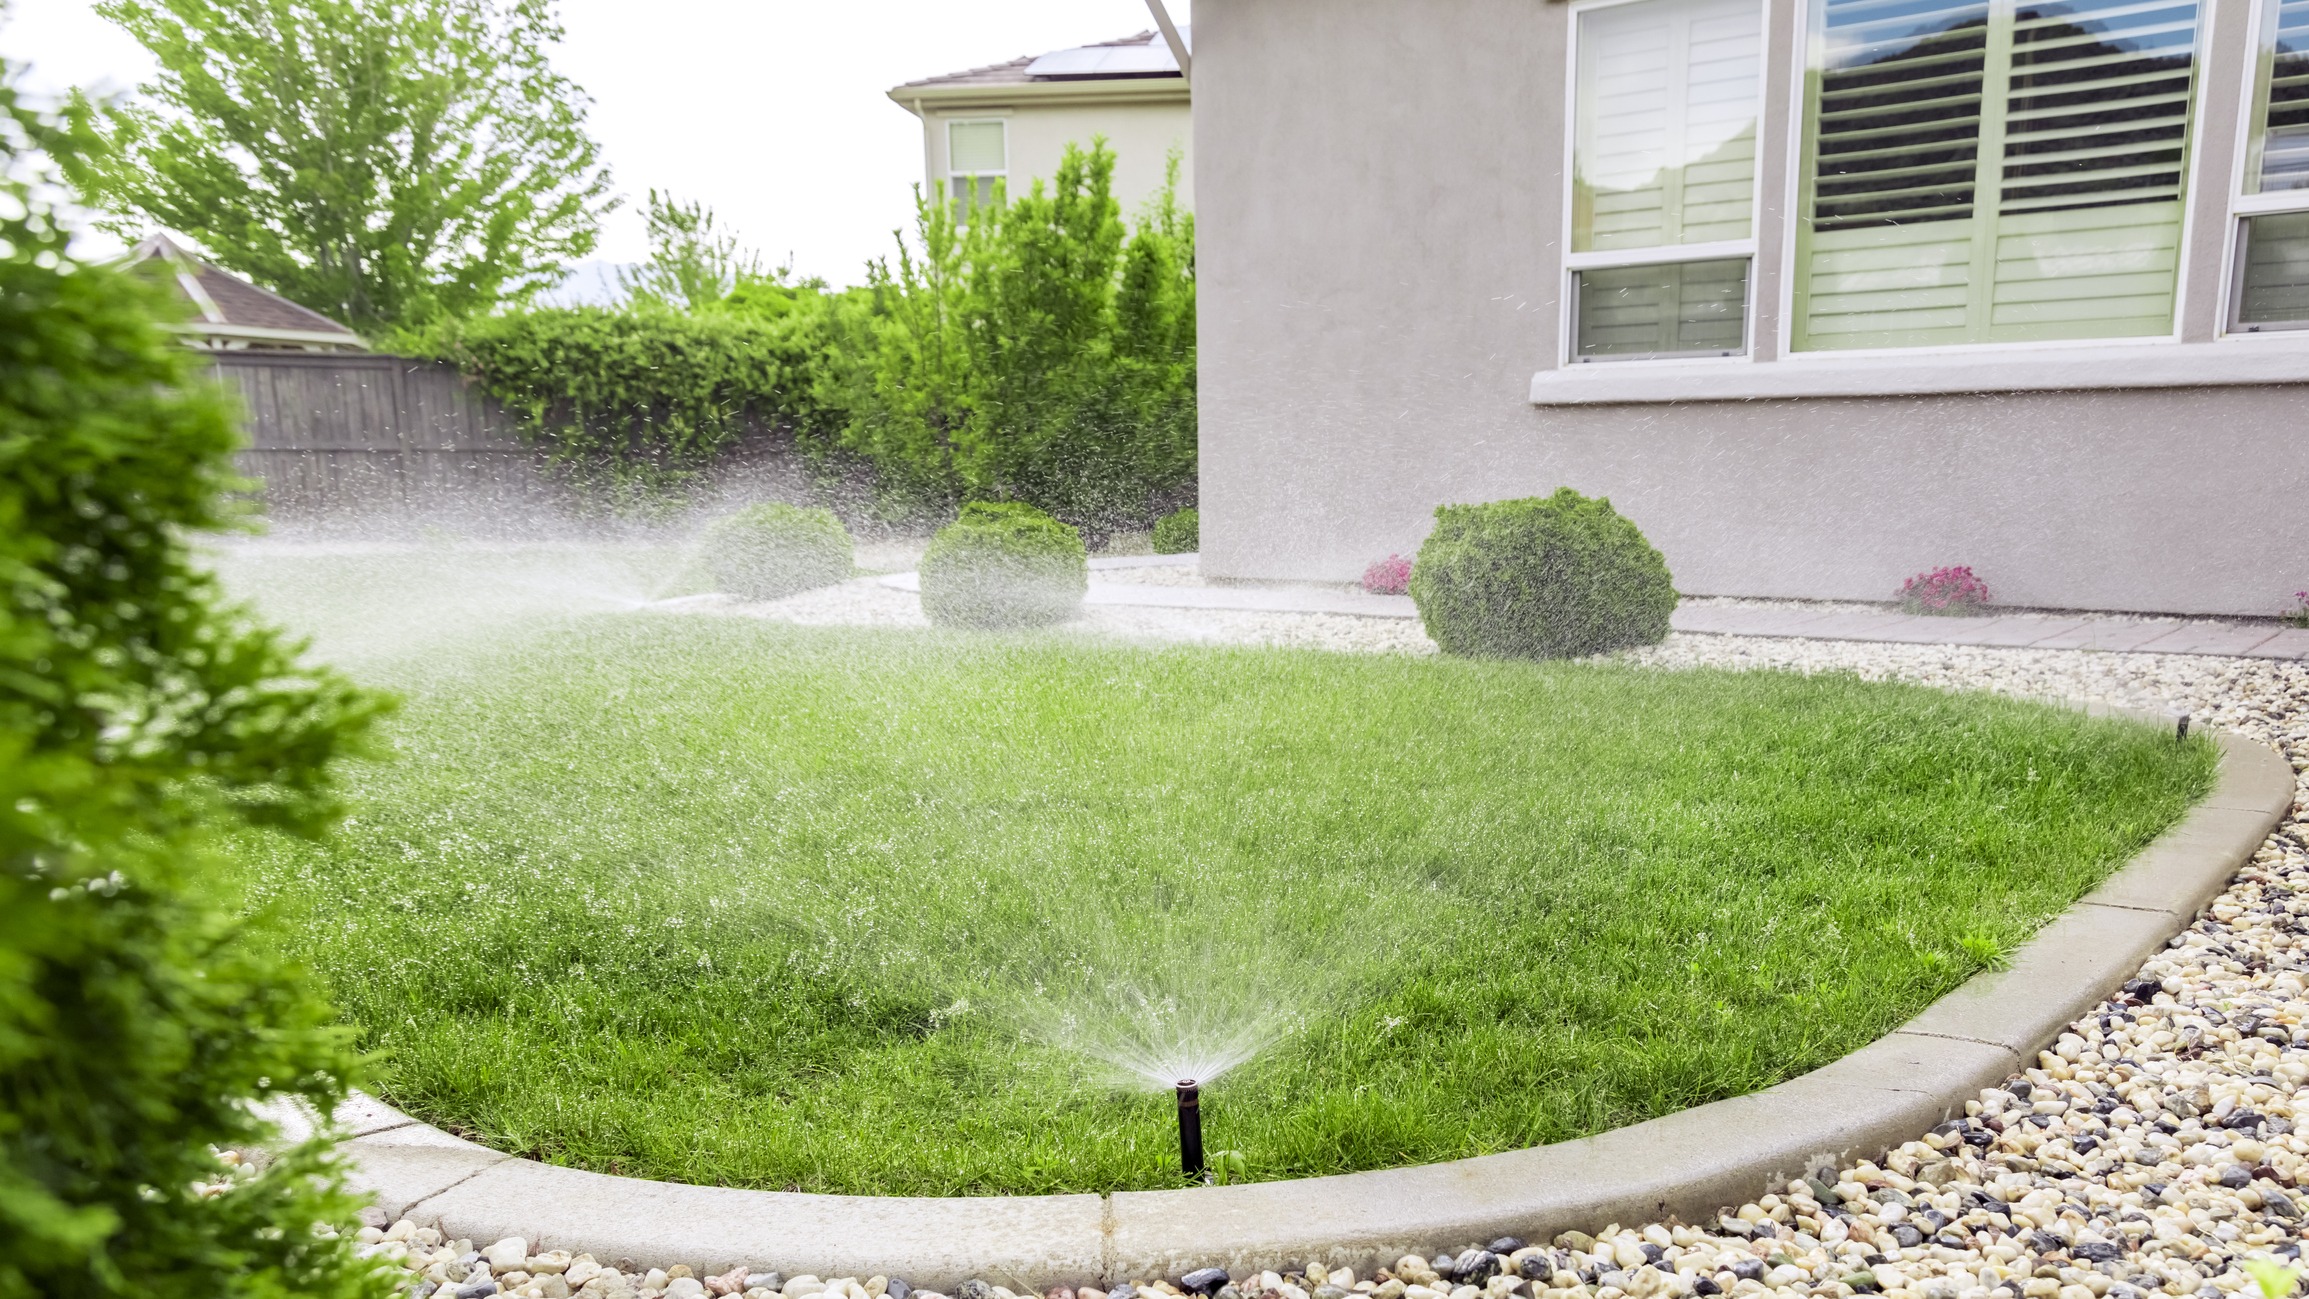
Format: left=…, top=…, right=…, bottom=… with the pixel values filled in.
left=1176, top=1079, right=1205, bottom=1181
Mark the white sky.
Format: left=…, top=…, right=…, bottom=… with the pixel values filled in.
left=0, top=0, right=1191, bottom=287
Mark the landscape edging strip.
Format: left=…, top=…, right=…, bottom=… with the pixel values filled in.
left=318, top=727, right=2292, bottom=1289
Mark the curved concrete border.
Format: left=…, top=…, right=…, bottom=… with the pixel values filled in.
left=283, top=718, right=2293, bottom=1290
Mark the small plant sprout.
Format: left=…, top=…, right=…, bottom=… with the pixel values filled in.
left=2284, top=592, right=2309, bottom=629
left=1958, top=931, right=2009, bottom=970
left=1209, top=1150, right=1249, bottom=1186
left=2243, top=1255, right=2300, bottom=1299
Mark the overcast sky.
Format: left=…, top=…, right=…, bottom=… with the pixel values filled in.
left=0, top=0, right=1192, bottom=287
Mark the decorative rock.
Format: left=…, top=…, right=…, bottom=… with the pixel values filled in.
left=1183, top=1270, right=1231, bottom=1296
left=667, top=1281, right=708, bottom=1299
left=1452, top=1252, right=1500, bottom=1286
left=485, top=1240, right=530, bottom=1272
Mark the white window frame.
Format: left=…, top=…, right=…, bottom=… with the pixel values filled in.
left=1535, top=0, right=2309, bottom=402
left=2224, top=0, right=2309, bottom=334
left=1558, top=0, right=1771, bottom=366
left=1770, top=0, right=2211, bottom=360
left=945, top=117, right=1009, bottom=214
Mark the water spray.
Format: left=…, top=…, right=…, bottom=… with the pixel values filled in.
left=1175, top=1079, right=1205, bottom=1181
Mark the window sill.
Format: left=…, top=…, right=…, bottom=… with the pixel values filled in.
left=1528, top=337, right=2309, bottom=405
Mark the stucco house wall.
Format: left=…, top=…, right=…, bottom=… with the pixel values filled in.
left=1195, top=0, right=2309, bottom=617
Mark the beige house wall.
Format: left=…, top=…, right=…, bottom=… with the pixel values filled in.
left=1195, top=0, right=2309, bottom=617
left=911, top=97, right=1193, bottom=216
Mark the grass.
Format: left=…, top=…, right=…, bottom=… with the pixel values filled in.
left=221, top=571, right=2214, bottom=1197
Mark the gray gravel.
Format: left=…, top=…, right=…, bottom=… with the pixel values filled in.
left=350, top=588, right=2309, bottom=1299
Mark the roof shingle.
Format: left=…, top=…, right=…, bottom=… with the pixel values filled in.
left=895, top=31, right=1175, bottom=91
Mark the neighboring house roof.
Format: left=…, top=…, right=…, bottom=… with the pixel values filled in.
left=128, top=234, right=367, bottom=352
left=891, top=30, right=1191, bottom=110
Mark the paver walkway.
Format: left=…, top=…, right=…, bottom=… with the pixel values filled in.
left=1670, top=602, right=2309, bottom=659
left=881, top=556, right=2309, bottom=659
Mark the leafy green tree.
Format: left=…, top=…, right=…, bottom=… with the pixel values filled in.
left=618, top=189, right=766, bottom=312
left=827, top=141, right=1198, bottom=530
left=0, top=58, right=392, bottom=1299
left=70, top=0, right=613, bottom=334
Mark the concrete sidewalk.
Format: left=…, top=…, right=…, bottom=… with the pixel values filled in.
left=1668, top=603, right=2309, bottom=659
left=880, top=559, right=2309, bottom=660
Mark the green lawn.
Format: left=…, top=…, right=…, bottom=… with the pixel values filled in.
left=224, top=588, right=2212, bottom=1197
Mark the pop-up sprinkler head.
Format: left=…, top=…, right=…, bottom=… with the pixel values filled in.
left=2177, top=712, right=2192, bottom=741
left=1176, top=1079, right=1205, bottom=1181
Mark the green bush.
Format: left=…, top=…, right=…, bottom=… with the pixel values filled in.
left=1152, top=507, right=1199, bottom=554
left=1409, top=488, right=1677, bottom=660
left=702, top=503, right=854, bottom=600
left=822, top=141, right=1196, bottom=528
left=919, top=502, right=1088, bottom=628
left=1, top=72, right=389, bottom=1299
left=413, top=304, right=825, bottom=502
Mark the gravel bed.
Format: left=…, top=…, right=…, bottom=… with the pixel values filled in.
left=339, top=611, right=2309, bottom=1299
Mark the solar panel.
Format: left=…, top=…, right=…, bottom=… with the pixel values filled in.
left=1024, top=33, right=1184, bottom=79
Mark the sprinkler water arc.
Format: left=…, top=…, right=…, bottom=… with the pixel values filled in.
left=1176, top=1079, right=1205, bottom=1181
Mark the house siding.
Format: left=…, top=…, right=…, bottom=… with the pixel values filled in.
left=920, top=99, right=1193, bottom=214
left=1197, top=0, right=2309, bottom=617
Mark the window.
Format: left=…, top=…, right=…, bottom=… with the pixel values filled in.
left=1793, top=0, right=2203, bottom=351
left=2233, top=0, right=2309, bottom=331
left=1568, top=0, right=1765, bottom=360
left=947, top=120, right=1007, bottom=216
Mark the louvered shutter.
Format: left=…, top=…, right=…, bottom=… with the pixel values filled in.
left=1795, top=0, right=2199, bottom=349
left=1573, top=0, right=1763, bottom=253
left=2234, top=0, right=2309, bottom=329
left=2247, top=0, right=2309, bottom=191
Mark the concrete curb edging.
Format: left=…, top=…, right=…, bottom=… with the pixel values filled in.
left=288, top=724, right=2294, bottom=1290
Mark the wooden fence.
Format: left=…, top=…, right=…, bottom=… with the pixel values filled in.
left=211, top=352, right=562, bottom=517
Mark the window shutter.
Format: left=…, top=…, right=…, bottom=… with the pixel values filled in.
left=1798, top=0, right=1990, bottom=348
left=2249, top=0, right=2309, bottom=190
left=1573, top=0, right=1762, bottom=253
left=1796, top=0, right=2199, bottom=350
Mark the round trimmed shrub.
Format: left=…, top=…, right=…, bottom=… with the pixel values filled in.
left=1152, top=507, right=1199, bottom=555
left=703, top=503, right=854, bottom=600
left=1409, top=488, right=1677, bottom=659
left=920, top=501, right=1089, bottom=628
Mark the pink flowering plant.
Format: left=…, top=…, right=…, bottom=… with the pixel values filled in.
left=2285, top=591, right=2309, bottom=629
left=1363, top=553, right=1413, bottom=595
left=1898, top=565, right=1992, bottom=616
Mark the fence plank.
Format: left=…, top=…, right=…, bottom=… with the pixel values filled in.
left=212, top=353, right=557, bottom=516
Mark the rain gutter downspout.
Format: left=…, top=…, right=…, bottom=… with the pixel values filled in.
left=1144, top=0, right=1191, bottom=83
